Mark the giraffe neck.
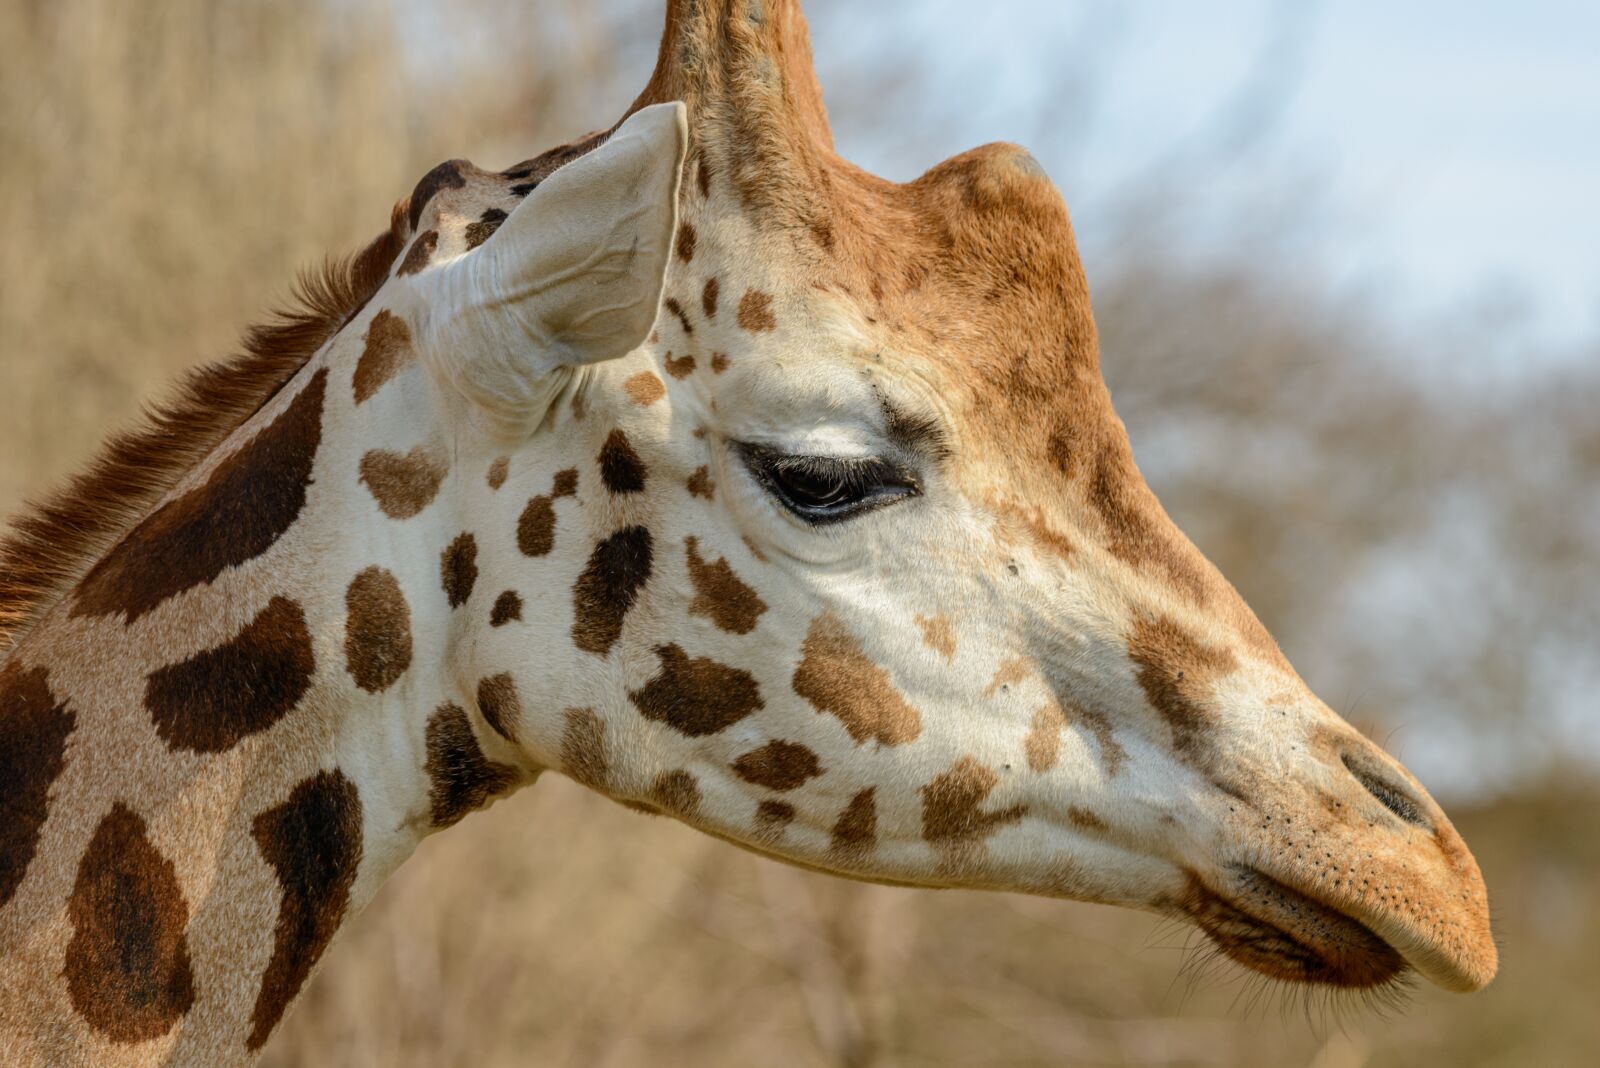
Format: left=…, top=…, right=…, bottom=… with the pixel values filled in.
left=0, top=335, right=543, bottom=1064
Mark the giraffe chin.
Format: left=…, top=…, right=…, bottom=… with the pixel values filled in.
left=1184, top=867, right=1407, bottom=990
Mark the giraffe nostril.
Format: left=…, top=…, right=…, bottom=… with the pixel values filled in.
left=1340, top=750, right=1431, bottom=831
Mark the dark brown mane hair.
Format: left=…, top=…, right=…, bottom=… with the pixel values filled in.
left=0, top=201, right=409, bottom=654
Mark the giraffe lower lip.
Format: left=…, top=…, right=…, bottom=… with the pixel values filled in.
left=1185, top=867, right=1407, bottom=989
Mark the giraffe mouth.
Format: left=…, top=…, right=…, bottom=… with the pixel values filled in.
left=1183, top=867, right=1407, bottom=989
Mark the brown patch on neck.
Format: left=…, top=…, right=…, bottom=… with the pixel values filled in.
left=732, top=740, right=823, bottom=792
left=623, top=371, right=667, bottom=406
left=396, top=229, right=438, bottom=276
left=359, top=444, right=448, bottom=519
left=345, top=567, right=413, bottom=693
left=65, top=803, right=195, bottom=1042
left=517, top=496, right=558, bottom=557
left=144, top=595, right=315, bottom=753
left=920, top=756, right=1025, bottom=848
left=983, top=655, right=1030, bottom=697
left=664, top=352, right=697, bottom=379
left=0, top=213, right=403, bottom=650
left=629, top=643, right=764, bottom=737
left=914, top=613, right=956, bottom=661
left=490, top=589, right=524, bottom=627
left=352, top=309, right=413, bottom=405
left=0, top=663, right=75, bottom=908
left=247, top=770, right=363, bottom=1051
left=599, top=429, right=648, bottom=494
left=755, top=799, right=796, bottom=842
left=476, top=673, right=524, bottom=742
left=1126, top=615, right=1238, bottom=769
left=651, top=769, right=702, bottom=817
left=440, top=532, right=479, bottom=608
left=571, top=526, right=654, bottom=656
left=71, top=368, right=329, bottom=625
left=829, top=787, right=877, bottom=861
left=736, top=289, right=777, bottom=332
left=684, top=535, right=767, bottom=634
left=561, top=708, right=610, bottom=790
left=687, top=465, right=716, bottom=500
left=701, top=276, right=720, bottom=319
left=425, top=702, right=519, bottom=828
left=793, top=612, right=922, bottom=747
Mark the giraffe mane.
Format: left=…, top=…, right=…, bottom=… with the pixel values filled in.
left=0, top=201, right=410, bottom=655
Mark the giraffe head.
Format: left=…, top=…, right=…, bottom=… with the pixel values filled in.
left=330, top=0, right=1495, bottom=996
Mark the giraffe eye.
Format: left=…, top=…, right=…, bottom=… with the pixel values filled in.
left=738, top=444, right=918, bottom=524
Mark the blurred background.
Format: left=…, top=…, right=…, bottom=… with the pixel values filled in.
left=2, top=1, right=1596, bottom=1064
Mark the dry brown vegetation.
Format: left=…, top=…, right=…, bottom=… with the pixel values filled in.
left=3, top=2, right=1596, bottom=1065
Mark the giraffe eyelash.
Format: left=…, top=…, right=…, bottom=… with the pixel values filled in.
left=735, top=443, right=919, bottom=525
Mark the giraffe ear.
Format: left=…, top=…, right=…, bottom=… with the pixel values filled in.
left=424, top=102, right=687, bottom=424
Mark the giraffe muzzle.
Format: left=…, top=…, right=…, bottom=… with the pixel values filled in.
left=1196, top=734, right=1499, bottom=993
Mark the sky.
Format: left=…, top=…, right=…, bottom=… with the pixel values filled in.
left=810, top=0, right=1600, bottom=349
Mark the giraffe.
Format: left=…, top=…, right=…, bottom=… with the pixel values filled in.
left=0, top=2, right=1495, bottom=1063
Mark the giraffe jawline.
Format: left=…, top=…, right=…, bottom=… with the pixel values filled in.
left=1184, top=867, right=1408, bottom=990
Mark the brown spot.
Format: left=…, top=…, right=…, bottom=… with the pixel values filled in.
left=830, top=788, right=877, bottom=860
left=664, top=297, right=694, bottom=337
left=687, top=466, right=715, bottom=500
left=352, top=310, right=413, bottom=405
left=710, top=352, right=731, bottom=373
left=599, top=428, right=648, bottom=494
left=1090, top=440, right=1211, bottom=602
left=359, top=444, right=447, bottom=519
left=490, top=590, right=523, bottom=627
left=675, top=221, right=697, bottom=263
left=396, top=229, right=438, bottom=276
left=741, top=535, right=769, bottom=562
left=517, top=497, right=557, bottom=557
left=915, top=613, right=956, bottom=661
left=624, top=371, right=667, bottom=406
left=408, top=159, right=466, bottom=228
left=701, top=276, right=720, bottom=319
left=1127, top=615, right=1238, bottom=768
left=0, top=664, right=75, bottom=908
left=425, top=702, right=518, bottom=828
left=247, top=770, right=363, bottom=1051
left=696, top=155, right=712, bottom=198
left=1067, top=806, right=1106, bottom=832
left=73, top=369, right=328, bottom=624
left=755, top=799, right=795, bottom=840
left=571, top=526, right=653, bottom=656
left=793, top=613, right=922, bottom=747
left=685, top=536, right=767, bottom=635
left=737, top=289, right=777, bottom=332
left=664, top=352, right=696, bottom=379
left=571, top=389, right=588, bottom=421
left=64, top=804, right=194, bottom=1042
left=1024, top=702, right=1065, bottom=772
left=561, top=708, right=609, bottom=790
left=486, top=456, right=510, bottom=490
left=920, top=756, right=1025, bottom=847
left=630, top=644, right=763, bottom=737
left=651, top=770, right=701, bottom=817
left=345, top=567, right=413, bottom=693
left=732, top=740, right=823, bottom=791
left=464, top=207, right=508, bottom=250
left=440, top=532, right=478, bottom=609
left=984, top=656, right=1030, bottom=697
left=145, top=596, right=314, bottom=753
left=476, top=673, right=523, bottom=742
left=551, top=468, right=579, bottom=497
left=1029, top=695, right=1127, bottom=777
